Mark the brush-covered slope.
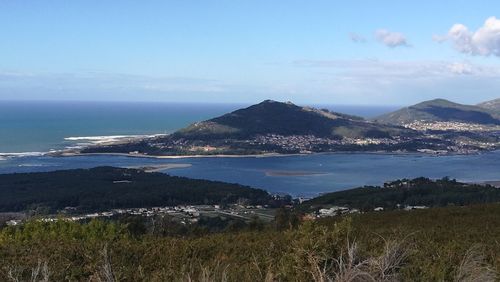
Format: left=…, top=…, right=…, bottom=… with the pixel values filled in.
left=299, top=177, right=500, bottom=212
left=374, top=99, right=500, bottom=125
left=477, top=98, right=500, bottom=118
left=173, top=100, right=413, bottom=140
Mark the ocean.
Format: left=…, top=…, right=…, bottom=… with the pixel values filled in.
left=0, top=101, right=240, bottom=154
left=2, top=101, right=498, bottom=197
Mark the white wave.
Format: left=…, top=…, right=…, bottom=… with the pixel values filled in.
left=0, top=152, right=46, bottom=158
left=17, top=163, right=48, bottom=167
left=64, top=134, right=166, bottom=144
left=65, top=135, right=138, bottom=141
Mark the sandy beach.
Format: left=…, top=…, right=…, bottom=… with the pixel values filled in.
left=56, top=151, right=301, bottom=159
left=127, top=163, right=192, bottom=172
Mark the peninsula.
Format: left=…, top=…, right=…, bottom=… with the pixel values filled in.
left=70, top=99, right=499, bottom=157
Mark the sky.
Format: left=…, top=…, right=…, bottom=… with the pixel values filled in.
left=1, top=0, right=500, bottom=105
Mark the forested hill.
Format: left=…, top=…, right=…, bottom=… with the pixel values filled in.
left=0, top=167, right=272, bottom=213
left=300, top=177, right=500, bottom=211
left=477, top=98, right=500, bottom=118
left=374, top=99, right=500, bottom=125
left=81, top=99, right=423, bottom=156
left=172, top=100, right=413, bottom=140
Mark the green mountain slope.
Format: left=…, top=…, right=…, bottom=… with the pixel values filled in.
left=374, top=99, right=500, bottom=125
left=174, top=100, right=413, bottom=140
left=299, top=177, right=500, bottom=212
left=477, top=98, right=500, bottom=118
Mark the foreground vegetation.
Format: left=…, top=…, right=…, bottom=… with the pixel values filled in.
left=1, top=204, right=499, bottom=281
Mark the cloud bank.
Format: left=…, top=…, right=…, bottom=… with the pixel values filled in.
left=290, top=59, right=500, bottom=104
left=441, top=16, right=500, bottom=56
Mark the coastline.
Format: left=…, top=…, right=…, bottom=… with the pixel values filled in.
left=53, top=151, right=303, bottom=159
left=127, top=163, right=192, bottom=172
left=52, top=148, right=494, bottom=160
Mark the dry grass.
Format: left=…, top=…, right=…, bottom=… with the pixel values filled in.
left=181, top=261, right=229, bottom=282
left=301, top=237, right=408, bottom=282
left=6, top=260, right=50, bottom=282
left=454, top=245, right=497, bottom=282
left=94, top=245, right=117, bottom=282
left=367, top=238, right=408, bottom=281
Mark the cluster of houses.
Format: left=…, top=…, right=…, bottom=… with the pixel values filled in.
left=404, top=121, right=500, bottom=132
left=316, top=206, right=360, bottom=217
left=5, top=204, right=273, bottom=226
left=249, top=134, right=402, bottom=152
left=6, top=206, right=204, bottom=226
left=310, top=204, right=428, bottom=219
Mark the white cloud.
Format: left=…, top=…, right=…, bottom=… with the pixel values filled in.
left=448, top=62, right=474, bottom=75
left=0, top=71, right=235, bottom=101
left=375, top=29, right=409, bottom=48
left=441, top=16, right=500, bottom=56
left=349, top=32, right=366, bottom=43
left=294, top=59, right=495, bottom=77
left=289, top=59, right=500, bottom=104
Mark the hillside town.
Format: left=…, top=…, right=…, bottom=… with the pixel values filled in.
left=403, top=121, right=500, bottom=132
left=127, top=129, right=500, bottom=156
left=6, top=204, right=276, bottom=226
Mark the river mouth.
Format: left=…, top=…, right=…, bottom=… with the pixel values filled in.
left=1, top=151, right=500, bottom=197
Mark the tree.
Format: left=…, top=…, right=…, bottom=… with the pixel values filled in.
left=274, top=207, right=299, bottom=231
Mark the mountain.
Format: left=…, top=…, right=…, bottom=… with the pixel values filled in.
left=374, top=99, right=500, bottom=125
left=173, top=100, right=411, bottom=140
left=80, top=99, right=498, bottom=156
left=477, top=98, right=500, bottom=118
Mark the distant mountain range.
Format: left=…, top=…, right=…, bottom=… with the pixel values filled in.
left=374, top=98, right=500, bottom=125
left=79, top=98, right=499, bottom=156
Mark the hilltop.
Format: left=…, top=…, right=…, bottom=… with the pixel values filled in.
left=81, top=100, right=427, bottom=155
left=173, top=100, right=409, bottom=140
left=477, top=98, right=500, bottom=117
left=373, top=98, right=500, bottom=125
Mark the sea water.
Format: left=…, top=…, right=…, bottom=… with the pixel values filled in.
left=0, top=101, right=240, bottom=153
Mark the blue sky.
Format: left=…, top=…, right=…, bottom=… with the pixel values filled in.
left=1, top=0, right=500, bottom=105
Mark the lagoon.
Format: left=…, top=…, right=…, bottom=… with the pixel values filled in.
left=1, top=151, right=499, bottom=197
